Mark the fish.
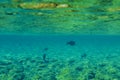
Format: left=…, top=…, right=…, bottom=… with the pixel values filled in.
left=66, top=40, right=76, bottom=46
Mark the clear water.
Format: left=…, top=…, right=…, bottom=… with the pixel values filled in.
left=0, top=34, right=120, bottom=80
left=0, top=0, right=120, bottom=80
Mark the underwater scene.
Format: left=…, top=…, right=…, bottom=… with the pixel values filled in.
left=0, top=0, right=120, bottom=80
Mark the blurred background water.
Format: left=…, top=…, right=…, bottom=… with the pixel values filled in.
left=0, top=34, right=120, bottom=58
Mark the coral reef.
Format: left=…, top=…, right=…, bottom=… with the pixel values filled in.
left=0, top=52, right=120, bottom=80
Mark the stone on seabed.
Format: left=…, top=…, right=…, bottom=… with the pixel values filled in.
left=56, top=4, right=69, bottom=8
left=19, top=2, right=69, bottom=9
left=19, top=2, right=57, bottom=9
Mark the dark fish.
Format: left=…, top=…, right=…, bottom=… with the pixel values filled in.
left=66, top=40, right=76, bottom=46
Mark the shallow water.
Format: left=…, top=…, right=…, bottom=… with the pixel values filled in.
left=0, top=0, right=120, bottom=80
left=0, top=34, right=120, bottom=80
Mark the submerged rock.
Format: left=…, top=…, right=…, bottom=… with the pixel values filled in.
left=19, top=2, right=57, bottom=9
left=5, top=11, right=17, bottom=15
left=75, top=66, right=83, bottom=71
left=19, top=2, right=69, bottom=9
left=14, top=66, right=24, bottom=73
left=13, top=73, right=25, bottom=80
left=88, top=71, right=96, bottom=79
left=0, top=60, right=12, bottom=65
left=56, top=4, right=69, bottom=8
left=81, top=53, right=87, bottom=59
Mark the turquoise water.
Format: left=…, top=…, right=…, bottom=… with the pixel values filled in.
left=0, top=0, right=120, bottom=80
left=0, top=34, right=120, bottom=80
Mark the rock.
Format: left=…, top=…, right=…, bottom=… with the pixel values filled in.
left=56, top=4, right=69, bottom=8
left=75, top=66, right=83, bottom=71
left=13, top=73, right=25, bottom=80
left=39, top=64, right=47, bottom=68
left=0, top=68, right=9, bottom=74
left=107, top=7, right=120, bottom=12
left=5, top=11, right=17, bottom=15
left=81, top=53, right=87, bottom=59
left=19, top=2, right=70, bottom=9
left=98, top=62, right=107, bottom=67
left=88, top=71, right=96, bottom=79
left=49, top=74, right=57, bottom=80
left=15, top=66, right=24, bottom=73
left=0, top=60, right=12, bottom=65
left=19, top=2, right=57, bottom=9
left=68, top=59, right=75, bottom=65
